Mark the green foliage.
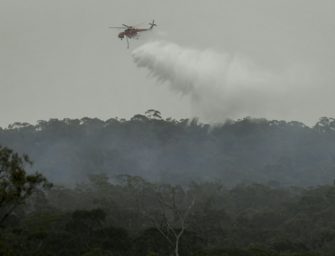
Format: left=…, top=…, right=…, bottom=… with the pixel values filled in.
left=0, top=146, right=51, bottom=226
left=1, top=177, right=335, bottom=255
left=81, top=248, right=112, bottom=256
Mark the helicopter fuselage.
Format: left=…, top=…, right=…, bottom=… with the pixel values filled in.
left=118, top=28, right=149, bottom=39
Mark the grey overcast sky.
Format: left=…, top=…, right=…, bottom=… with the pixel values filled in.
left=1, top=0, right=334, bottom=127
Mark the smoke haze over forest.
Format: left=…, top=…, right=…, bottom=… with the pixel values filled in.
left=1, top=115, right=335, bottom=187
left=1, top=0, right=335, bottom=189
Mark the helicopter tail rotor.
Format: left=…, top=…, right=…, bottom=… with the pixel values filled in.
left=149, top=20, right=157, bottom=29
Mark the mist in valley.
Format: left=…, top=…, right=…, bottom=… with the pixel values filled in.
left=1, top=113, right=335, bottom=187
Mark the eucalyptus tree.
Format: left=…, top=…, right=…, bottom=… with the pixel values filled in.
left=0, top=146, right=51, bottom=227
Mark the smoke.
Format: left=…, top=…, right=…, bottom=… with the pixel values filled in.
left=132, top=40, right=319, bottom=123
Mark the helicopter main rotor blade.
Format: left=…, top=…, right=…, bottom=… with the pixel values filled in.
left=109, top=26, right=125, bottom=29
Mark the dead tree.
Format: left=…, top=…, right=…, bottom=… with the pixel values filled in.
left=149, top=185, right=195, bottom=256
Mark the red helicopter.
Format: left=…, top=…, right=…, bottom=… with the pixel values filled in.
left=109, top=20, right=157, bottom=48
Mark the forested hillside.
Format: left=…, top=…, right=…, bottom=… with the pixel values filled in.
left=2, top=113, right=335, bottom=255
left=1, top=111, right=335, bottom=186
left=2, top=171, right=335, bottom=256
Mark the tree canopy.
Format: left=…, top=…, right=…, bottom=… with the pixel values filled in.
left=1, top=113, right=335, bottom=186
left=0, top=146, right=51, bottom=226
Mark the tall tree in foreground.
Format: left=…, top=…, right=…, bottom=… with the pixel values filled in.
left=148, top=185, right=195, bottom=256
left=0, top=146, right=51, bottom=227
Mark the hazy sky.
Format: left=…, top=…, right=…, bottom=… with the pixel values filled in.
left=1, top=0, right=334, bottom=127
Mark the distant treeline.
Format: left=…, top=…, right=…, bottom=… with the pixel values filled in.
left=1, top=110, right=335, bottom=186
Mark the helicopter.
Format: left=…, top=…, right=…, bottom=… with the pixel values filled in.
left=109, top=20, right=157, bottom=48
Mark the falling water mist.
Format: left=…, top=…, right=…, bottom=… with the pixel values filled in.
left=132, top=40, right=320, bottom=124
